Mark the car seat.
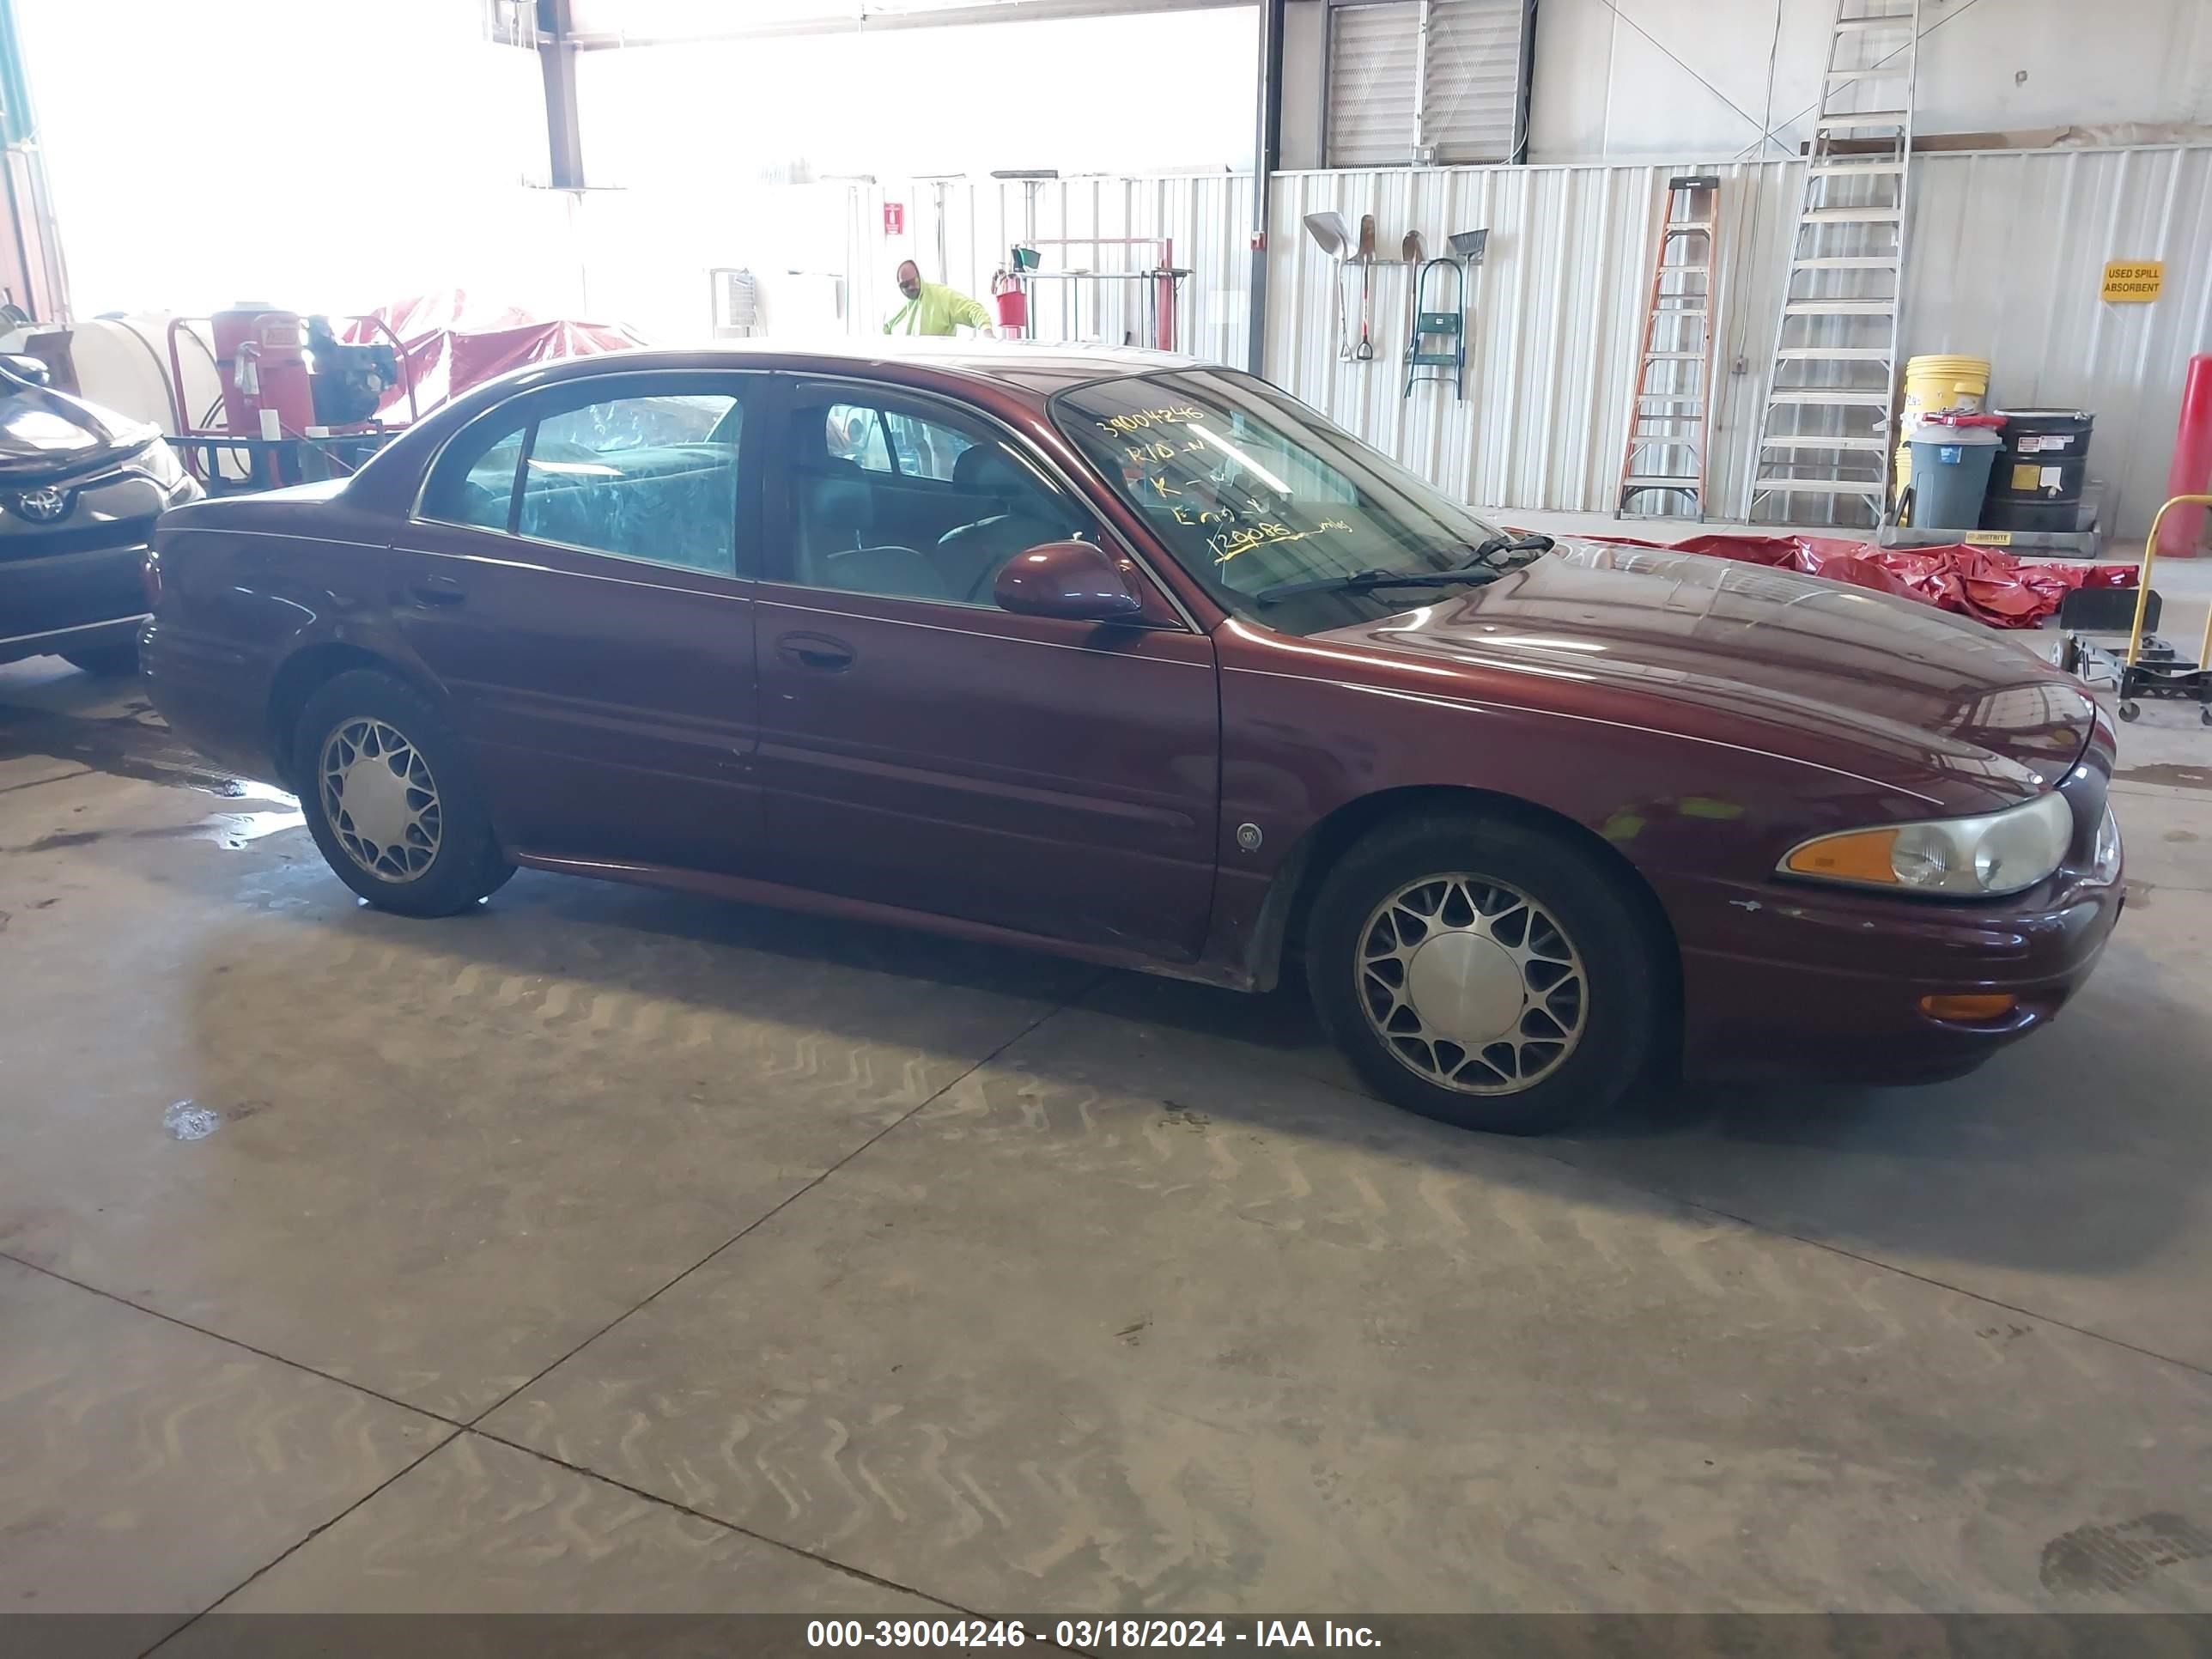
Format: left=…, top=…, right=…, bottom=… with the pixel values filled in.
left=933, top=445, right=1072, bottom=601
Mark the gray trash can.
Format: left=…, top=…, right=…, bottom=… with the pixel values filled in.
left=1906, top=424, right=2002, bottom=531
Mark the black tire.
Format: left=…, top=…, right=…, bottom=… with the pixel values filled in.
left=293, top=669, right=513, bottom=917
left=1305, top=810, right=1661, bottom=1135
left=61, top=640, right=140, bottom=677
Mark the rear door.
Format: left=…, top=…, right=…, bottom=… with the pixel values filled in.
left=752, top=375, right=1221, bottom=960
left=390, top=370, right=767, bottom=874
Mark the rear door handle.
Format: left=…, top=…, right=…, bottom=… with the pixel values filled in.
left=777, top=631, right=854, bottom=672
left=407, top=576, right=467, bottom=607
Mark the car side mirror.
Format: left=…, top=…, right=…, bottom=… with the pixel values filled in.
left=1, top=353, right=52, bottom=387
left=994, top=539, right=1146, bottom=622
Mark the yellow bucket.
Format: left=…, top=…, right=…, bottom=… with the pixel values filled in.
left=1896, top=355, right=1992, bottom=499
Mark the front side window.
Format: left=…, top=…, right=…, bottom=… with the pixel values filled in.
left=783, top=388, right=1091, bottom=607
left=422, top=389, right=744, bottom=579
left=1052, top=368, right=1534, bottom=635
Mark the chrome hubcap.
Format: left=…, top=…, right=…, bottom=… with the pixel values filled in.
left=1357, top=875, right=1587, bottom=1095
left=319, top=718, right=441, bottom=883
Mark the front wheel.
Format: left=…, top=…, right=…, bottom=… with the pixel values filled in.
left=294, top=669, right=513, bottom=917
left=1306, top=811, right=1661, bottom=1135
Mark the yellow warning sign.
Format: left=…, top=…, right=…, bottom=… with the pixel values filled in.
left=2101, top=260, right=2164, bottom=302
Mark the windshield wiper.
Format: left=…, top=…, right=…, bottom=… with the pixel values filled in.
left=1249, top=535, right=1556, bottom=608
left=1250, top=568, right=1498, bottom=607
left=1455, top=532, right=1554, bottom=568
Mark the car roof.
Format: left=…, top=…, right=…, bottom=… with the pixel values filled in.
left=491, top=337, right=1213, bottom=395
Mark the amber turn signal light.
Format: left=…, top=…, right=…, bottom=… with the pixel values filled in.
left=1782, top=828, right=1899, bottom=884
left=1919, top=994, right=2017, bottom=1022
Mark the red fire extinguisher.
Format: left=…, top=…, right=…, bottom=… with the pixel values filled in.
left=993, top=270, right=1027, bottom=337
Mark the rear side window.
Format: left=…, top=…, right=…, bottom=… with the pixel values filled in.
left=825, top=404, right=892, bottom=473
left=422, top=389, right=745, bottom=578
left=447, top=431, right=524, bottom=531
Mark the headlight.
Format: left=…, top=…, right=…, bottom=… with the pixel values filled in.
left=2092, top=805, right=2122, bottom=885
left=136, top=437, right=191, bottom=495
left=1779, top=792, right=2074, bottom=898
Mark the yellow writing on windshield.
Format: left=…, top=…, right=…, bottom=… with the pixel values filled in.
left=1206, top=517, right=1354, bottom=563
left=1097, top=405, right=1206, bottom=436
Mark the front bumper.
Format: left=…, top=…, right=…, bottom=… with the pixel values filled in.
left=0, top=540, right=150, bottom=665
left=1, top=459, right=181, bottom=666
left=1670, top=869, right=2123, bottom=1084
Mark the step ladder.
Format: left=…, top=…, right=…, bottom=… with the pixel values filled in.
left=1403, top=257, right=1468, bottom=398
left=1748, top=0, right=1921, bottom=526
left=1617, top=174, right=1720, bottom=517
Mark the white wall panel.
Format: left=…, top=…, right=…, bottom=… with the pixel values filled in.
left=1526, top=0, right=2212, bottom=164
left=1266, top=161, right=1792, bottom=517
left=1264, top=146, right=2212, bottom=538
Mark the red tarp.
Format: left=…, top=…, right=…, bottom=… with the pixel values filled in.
left=343, top=291, right=645, bottom=419
left=1578, top=532, right=2136, bottom=629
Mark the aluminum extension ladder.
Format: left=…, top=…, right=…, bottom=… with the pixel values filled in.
left=1748, top=0, right=1921, bottom=526
left=1616, top=174, right=1720, bottom=517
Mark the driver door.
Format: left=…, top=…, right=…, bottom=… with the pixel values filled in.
left=750, top=377, right=1221, bottom=960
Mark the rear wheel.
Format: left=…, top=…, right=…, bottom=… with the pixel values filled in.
left=1306, top=811, right=1660, bottom=1135
left=294, top=670, right=512, bottom=917
left=61, top=640, right=140, bottom=677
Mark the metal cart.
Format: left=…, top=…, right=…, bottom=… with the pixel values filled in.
left=2069, top=493, right=2212, bottom=726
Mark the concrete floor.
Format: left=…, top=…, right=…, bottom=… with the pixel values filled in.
left=3, top=597, right=2210, bottom=1633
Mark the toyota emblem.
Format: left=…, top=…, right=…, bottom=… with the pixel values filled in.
left=12, top=484, right=70, bottom=523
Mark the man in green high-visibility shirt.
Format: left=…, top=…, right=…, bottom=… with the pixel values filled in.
left=884, top=259, right=995, bottom=337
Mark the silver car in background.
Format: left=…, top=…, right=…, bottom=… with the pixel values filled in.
left=1, top=355, right=200, bottom=675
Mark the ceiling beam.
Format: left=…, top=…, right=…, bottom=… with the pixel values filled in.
left=562, top=0, right=1253, bottom=51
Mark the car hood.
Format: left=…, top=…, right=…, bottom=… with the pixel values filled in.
left=1306, top=540, right=2094, bottom=793
left=0, top=380, right=160, bottom=483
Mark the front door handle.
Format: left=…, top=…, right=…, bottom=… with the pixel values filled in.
left=777, top=631, right=854, bottom=672
left=407, top=576, right=467, bottom=608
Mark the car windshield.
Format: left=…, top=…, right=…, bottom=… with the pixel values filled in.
left=1051, top=368, right=1538, bottom=635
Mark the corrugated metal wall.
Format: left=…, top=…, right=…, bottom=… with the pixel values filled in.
left=571, top=148, right=2208, bottom=538
left=1263, top=146, right=2212, bottom=538
left=1267, top=160, right=1783, bottom=520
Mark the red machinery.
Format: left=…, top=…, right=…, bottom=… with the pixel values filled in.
left=210, top=307, right=313, bottom=438
left=991, top=271, right=1028, bottom=337
left=164, top=305, right=417, bottom=491
left=2159, top=353, right=2212, bottom=559
left=1007, top=238, right=1188, bottom=353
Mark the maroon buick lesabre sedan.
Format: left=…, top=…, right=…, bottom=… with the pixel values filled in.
left=140, top=343, right=2122, bottom=1133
